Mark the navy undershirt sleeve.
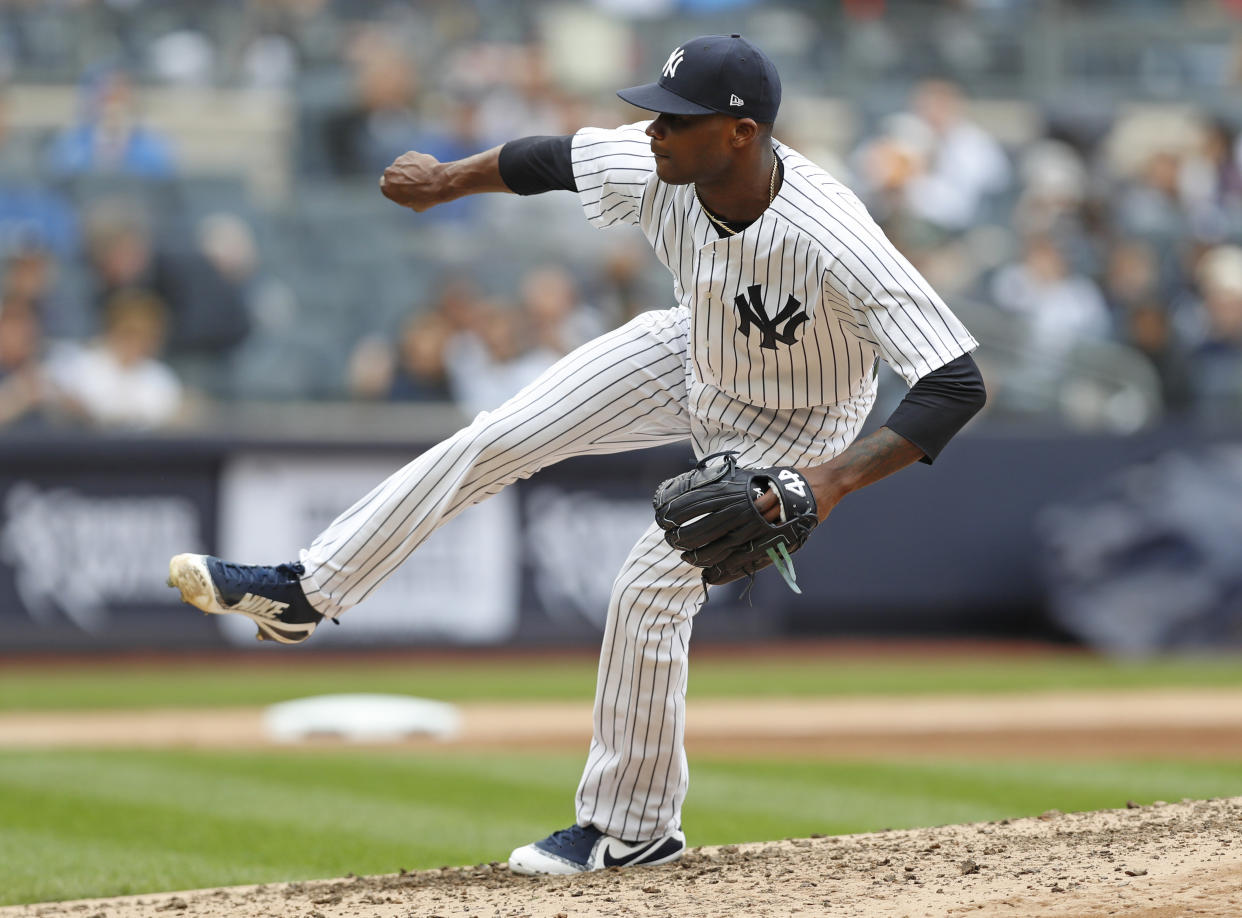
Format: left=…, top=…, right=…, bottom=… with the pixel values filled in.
left=884, top=352, right=986, bottom=464
left=498, top=135, right=577, bottom=195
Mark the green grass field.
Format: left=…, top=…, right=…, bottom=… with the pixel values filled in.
left=3, top=650, right=1242, bottom=709
left=2, top=648, right=1241, bottom=906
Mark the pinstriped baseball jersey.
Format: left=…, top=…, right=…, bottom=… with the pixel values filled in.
left=573, top=122, right=979, bottom=410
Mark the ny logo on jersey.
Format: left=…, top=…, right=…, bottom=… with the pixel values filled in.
left=733, top=284, right=809, bottom=349
left=662, top=47, right=685, bottom=79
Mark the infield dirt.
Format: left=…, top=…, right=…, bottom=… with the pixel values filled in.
left=4, top=688, right=1242, bottom=757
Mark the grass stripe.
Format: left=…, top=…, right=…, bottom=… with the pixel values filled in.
left=3, top=748, right=1242, bottom=906
left=0, top=827, right=264, bottom=903
left=2, top=654, right=1241, bottom=710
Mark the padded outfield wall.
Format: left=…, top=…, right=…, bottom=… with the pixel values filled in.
left=0, top=426, right=1237, bottom=652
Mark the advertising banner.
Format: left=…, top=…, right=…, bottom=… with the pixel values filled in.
left=0, top=443, right=218, bottom=651
left=4, top=429, right=1214, bottom=651
left=215, top=453, right=521, bottom=646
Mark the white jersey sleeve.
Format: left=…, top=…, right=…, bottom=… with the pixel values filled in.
left=822, top=191, right=978, bottom=386
left=572, top=122, right=656, bottom=230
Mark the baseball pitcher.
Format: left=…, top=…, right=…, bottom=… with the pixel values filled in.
left=168, top=35, right=986, bottom=875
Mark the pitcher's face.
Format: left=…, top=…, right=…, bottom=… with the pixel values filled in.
left=645, top=113, right=741, bottom=186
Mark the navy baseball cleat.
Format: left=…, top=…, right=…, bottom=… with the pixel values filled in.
left=167, top=553, right=325, bottom=644
left=507, top=824, right=685, bottom=875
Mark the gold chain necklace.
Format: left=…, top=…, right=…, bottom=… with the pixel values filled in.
left=696, top=155, right=779, bottom=237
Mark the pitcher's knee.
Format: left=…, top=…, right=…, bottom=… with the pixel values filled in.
left=612, top=582, right=702, bottom=631
left=458, top=413, right=542, bottom=470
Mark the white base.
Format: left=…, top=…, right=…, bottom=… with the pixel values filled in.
left=262, top=694, right=460, bottom=742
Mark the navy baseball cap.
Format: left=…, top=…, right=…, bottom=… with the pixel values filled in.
left=617, top=34, right=781, bottom=124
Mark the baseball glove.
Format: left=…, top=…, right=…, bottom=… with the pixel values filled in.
left=653, top=452, right=819, bottom=591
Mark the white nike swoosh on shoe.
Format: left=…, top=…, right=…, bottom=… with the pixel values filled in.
left=231, top=593, right=290, bottom=620
left=591, top=832, right=685, bottom=870
left=600, top=838, right=663, bottom=867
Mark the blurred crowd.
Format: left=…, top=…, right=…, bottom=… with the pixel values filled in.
left=1, top=0, right=1242, bottom=433
left=852, top=77, right=1242, bottom=429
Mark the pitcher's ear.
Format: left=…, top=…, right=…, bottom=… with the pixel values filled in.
left=730, top=118, right=760, bottom=148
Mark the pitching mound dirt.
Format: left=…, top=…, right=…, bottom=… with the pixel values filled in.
left=5, top=798, right=1239, bottom=918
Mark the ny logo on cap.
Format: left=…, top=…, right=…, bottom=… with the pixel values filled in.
left=662, top=47, right=685, bottom=79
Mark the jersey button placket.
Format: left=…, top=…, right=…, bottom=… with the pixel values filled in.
left=706, top=248, right=716, bottom=359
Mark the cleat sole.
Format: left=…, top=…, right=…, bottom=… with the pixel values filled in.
left=167, top=554, right=225, bottom=614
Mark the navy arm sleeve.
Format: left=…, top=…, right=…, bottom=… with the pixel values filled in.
left=883, top=352, right=986, bottom=465
left=498, top=135, right=577, bottom=195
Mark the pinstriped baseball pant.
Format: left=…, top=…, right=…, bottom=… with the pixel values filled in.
left=298, top=306, right=866, bottom=841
